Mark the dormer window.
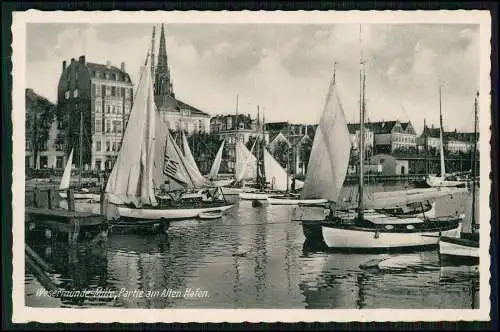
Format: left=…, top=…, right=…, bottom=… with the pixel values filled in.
left=105, top=73, right=110, bottom=80
left=73, top=89, right=78, bottom=98
left=95, top=71, right=101, bottom=78
left=65, top=91, right=70, bottom=100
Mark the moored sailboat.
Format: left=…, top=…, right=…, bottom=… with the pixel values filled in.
left=439, top=92, right=480, bottom=263
left=105, top=53, right=234, bottom=224
left=297, top=55, right=463, bottom=251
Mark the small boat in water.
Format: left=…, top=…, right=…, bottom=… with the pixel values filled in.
left=105, top=53, right=234, bottom=226
left=268, top=195, right=328, bottom=205
left=296, top=61, right=462, bottom=252
left=198, top=210, right=224, bottom=220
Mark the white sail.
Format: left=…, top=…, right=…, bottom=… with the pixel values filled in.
left=208, top=140, right=225, bottom=180
left=235, top=140, right=257, bottom=182
left=263, top=149, right=304, bottom=191
left=59, top=148, right=74, bottom=190
left=105, top=55, right=158, bottom=207
left=180, top=131, right=209, bottom=187
left=182, top=131, right=202, bottom=177
left=300, top=76, right=351, bottom=202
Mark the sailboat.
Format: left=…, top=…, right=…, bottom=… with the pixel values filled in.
left=207, top=140, right=233, bottom=187
left=426, top=86, right=468, bottom=188
left=58, top=148, right=100, bottom=202
left=297, top=58, right=463, bottom=251
left=105, top=53, right=234, bottom=223
left=439, top=92, right=480, bottom=262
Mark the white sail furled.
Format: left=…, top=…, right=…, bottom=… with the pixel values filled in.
left=208, top=140, right=225, bottom=180
left=235, top=140, right=257, bottom=182
left=105, top=56, right=157, bottom=208
left=300, top=76, right=351, bottom=202
left=59, top=148, right=74, bottom=190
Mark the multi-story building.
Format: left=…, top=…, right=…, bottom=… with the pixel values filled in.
left=210, top=114, right=269, bottom=173
left=57, top=55, right=134, bottom=170
left=152, top=24, right=211, bottom=134
left=370, top=120, right=417, bottom=153
left=417, top=123, right=478, bottom=154
left=346, top=123, right=374, bottom=153
left=25, top=89, right=66, bottom=169
left=265, top=122, right=316, bottom=176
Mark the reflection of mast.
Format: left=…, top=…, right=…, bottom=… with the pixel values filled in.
left=253, top=210, right=268, bottom=300
left=355, top=273, right=367, bottom=309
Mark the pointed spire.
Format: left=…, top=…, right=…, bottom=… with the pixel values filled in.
left=154, top=23, right=174, bottom=98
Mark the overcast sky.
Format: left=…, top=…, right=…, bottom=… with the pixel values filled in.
left=26, top=23, right=479, bottom=133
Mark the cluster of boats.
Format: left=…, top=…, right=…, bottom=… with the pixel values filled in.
left=55, top=46, right=480, bottom=264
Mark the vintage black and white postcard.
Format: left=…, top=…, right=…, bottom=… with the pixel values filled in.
left=11, top=10, right=492, bottom=323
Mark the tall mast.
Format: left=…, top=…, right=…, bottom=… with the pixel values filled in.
left=357, top=26, right=365, bottom=221
left=151, top=25, right=156, bottom=78
left=78, top=108, right=83, bottom=186
left=286, top=122, right=290, bottom=192
left=256, top=106, right=260, bottom=186
left=234, top=94, right=239, bottom=176
left=471, top=91, right=479, bottom=231
left=424, top=118, right=429, bottom=174
left=438, top=85, right=446, bottom=177
left=358, top=61, right=366, bottom=221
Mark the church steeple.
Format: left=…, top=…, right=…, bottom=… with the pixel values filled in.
left=154, top=23, right=174, bottom=98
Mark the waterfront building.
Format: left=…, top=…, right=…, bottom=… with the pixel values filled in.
left=369, top=153, right=410, bottom=175
left=417, top=122, right=478, bottom=154
left=370, top=120, right=417, bottom=154
left=57, top=55, right=134, bottom=171
left=152, top=24, right=211, bottom=134
left=347, top=123, right=374, bottom=153
left=210, top=114, right=269, bottom=173
left=265, top=122, right=316, bottom=176
left=25, top=89, right=66, bottom=169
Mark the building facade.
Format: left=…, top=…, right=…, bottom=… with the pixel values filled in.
left=152, top=24, right=211, bottom=134
left=25, top=89, right=66, bottom=169
left=347, top=123, right=374, bottom=153
left=211, top=114, right=269, bottom=173
left=57, top=55, right=134, bottom=170
left=416, top=124, right=478, bottom=154
left=370, top=121, right=417, bottom=154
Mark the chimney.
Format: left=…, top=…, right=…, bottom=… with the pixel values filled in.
left=106, top=60, right=111, bottom=68
left=78, top=55, right=86, bottom=64
left=62, top=60, right=67, bottom=71
left=120, top=62, right=125, bottom=72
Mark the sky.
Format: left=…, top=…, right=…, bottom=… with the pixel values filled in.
left=26, top=23, right=480, bottom=133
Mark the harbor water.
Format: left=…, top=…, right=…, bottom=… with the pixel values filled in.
left=25, top=184, right=480, bottom=309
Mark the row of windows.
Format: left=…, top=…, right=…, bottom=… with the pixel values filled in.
left=93, top=84, right=132, bottom=98
left=94, top=101, right=130, bottom=115
left=393, top=135, right=416, bottom=143
left=95, top=119, right=123, bottom=133
left=64, top=89, right=79, bottom=99
left=95, top=140, right=121, bottom=152
left=92, top=70, right=130, bottom=83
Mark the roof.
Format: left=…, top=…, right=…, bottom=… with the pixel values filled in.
left=176, top=99, right=210, bottom=117
left=421, top=126, right=479, bottom=142
left=347, top=121, right=413, bottom=134
left=86, top=62, right=132, bottom=83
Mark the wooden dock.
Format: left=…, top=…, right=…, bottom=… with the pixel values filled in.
left=25, top=188, right=107, bottom=245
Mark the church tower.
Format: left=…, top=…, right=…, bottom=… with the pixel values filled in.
left=154, top=23, right=175, bottom=98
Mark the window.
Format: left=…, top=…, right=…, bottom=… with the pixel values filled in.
left=95, top=71, right=101, bottom=79
left=105, top=86, right=111, bottom=96
left=57, top=120, right=64, bottom=130
left=125, top=88, right=130, bottom=98
left=113, top=73, right=118, bottom=80
left=105, top=73, right=110, bottom=80
left=125, top=76, right=129, bottom=83
left=105, top=120, right=110, bottom=133
left=95, top=84, right=102, bottom=97
left=116, top=105, right=122, bottom=114
left=95, top=160, right=101, bottom=170
left=106, top=141, right=110, bottom=151
left=40, top=156, right=48, bottom=169
left=117, top=87, right=121, bottom=97
left=95, top=119, right=101, bottom=133
left=114, top=121, right=122, bottom=133
left=95, top=101, right=102, bottom=113
left=112, top=142, right=117, bottom=151
left=106, top=105, right=110, bottom=114
left=65, top=91, right=70, bottom=99
left=111, top=86, right=116, bottom=96
left=56, top=156, right=64, bottom=169
left=73, top=89, right=78, bottom=98
left=96, top=140, right=101, bottom=151
left=124, top=103, right=130, bottom=114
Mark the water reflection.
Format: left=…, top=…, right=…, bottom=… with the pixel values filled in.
left=25, top=187, right=480, bottom=309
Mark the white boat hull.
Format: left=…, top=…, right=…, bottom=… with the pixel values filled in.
left=117, top=203, right=234, bottom=220
left=239, top=192, right=284, bottom=200
left=267, top=197, right=328, bottom=205
left=221, top=187, right=255, bottom=195
left=426, top=175, right=466, bottom=188
left=322, top=223, right=462, bottom=249
left=59, top=192, right=101, bottom=201
left=439, top=238, right=479, bottom=258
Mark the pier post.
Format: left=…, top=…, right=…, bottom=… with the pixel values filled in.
left=47, top=188, right=55, bottom=210
left=67, top=189, right=75, bottom=212
left=33, top=187, right=41, bottom=208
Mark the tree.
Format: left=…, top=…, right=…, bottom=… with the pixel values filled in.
left=187, top=132, right=223, bottom=174
left=299, top=138, right=313, bottom=174
left=25, top=89, right=56, bottom=169
left=272, top=140, right=290, bottom=169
